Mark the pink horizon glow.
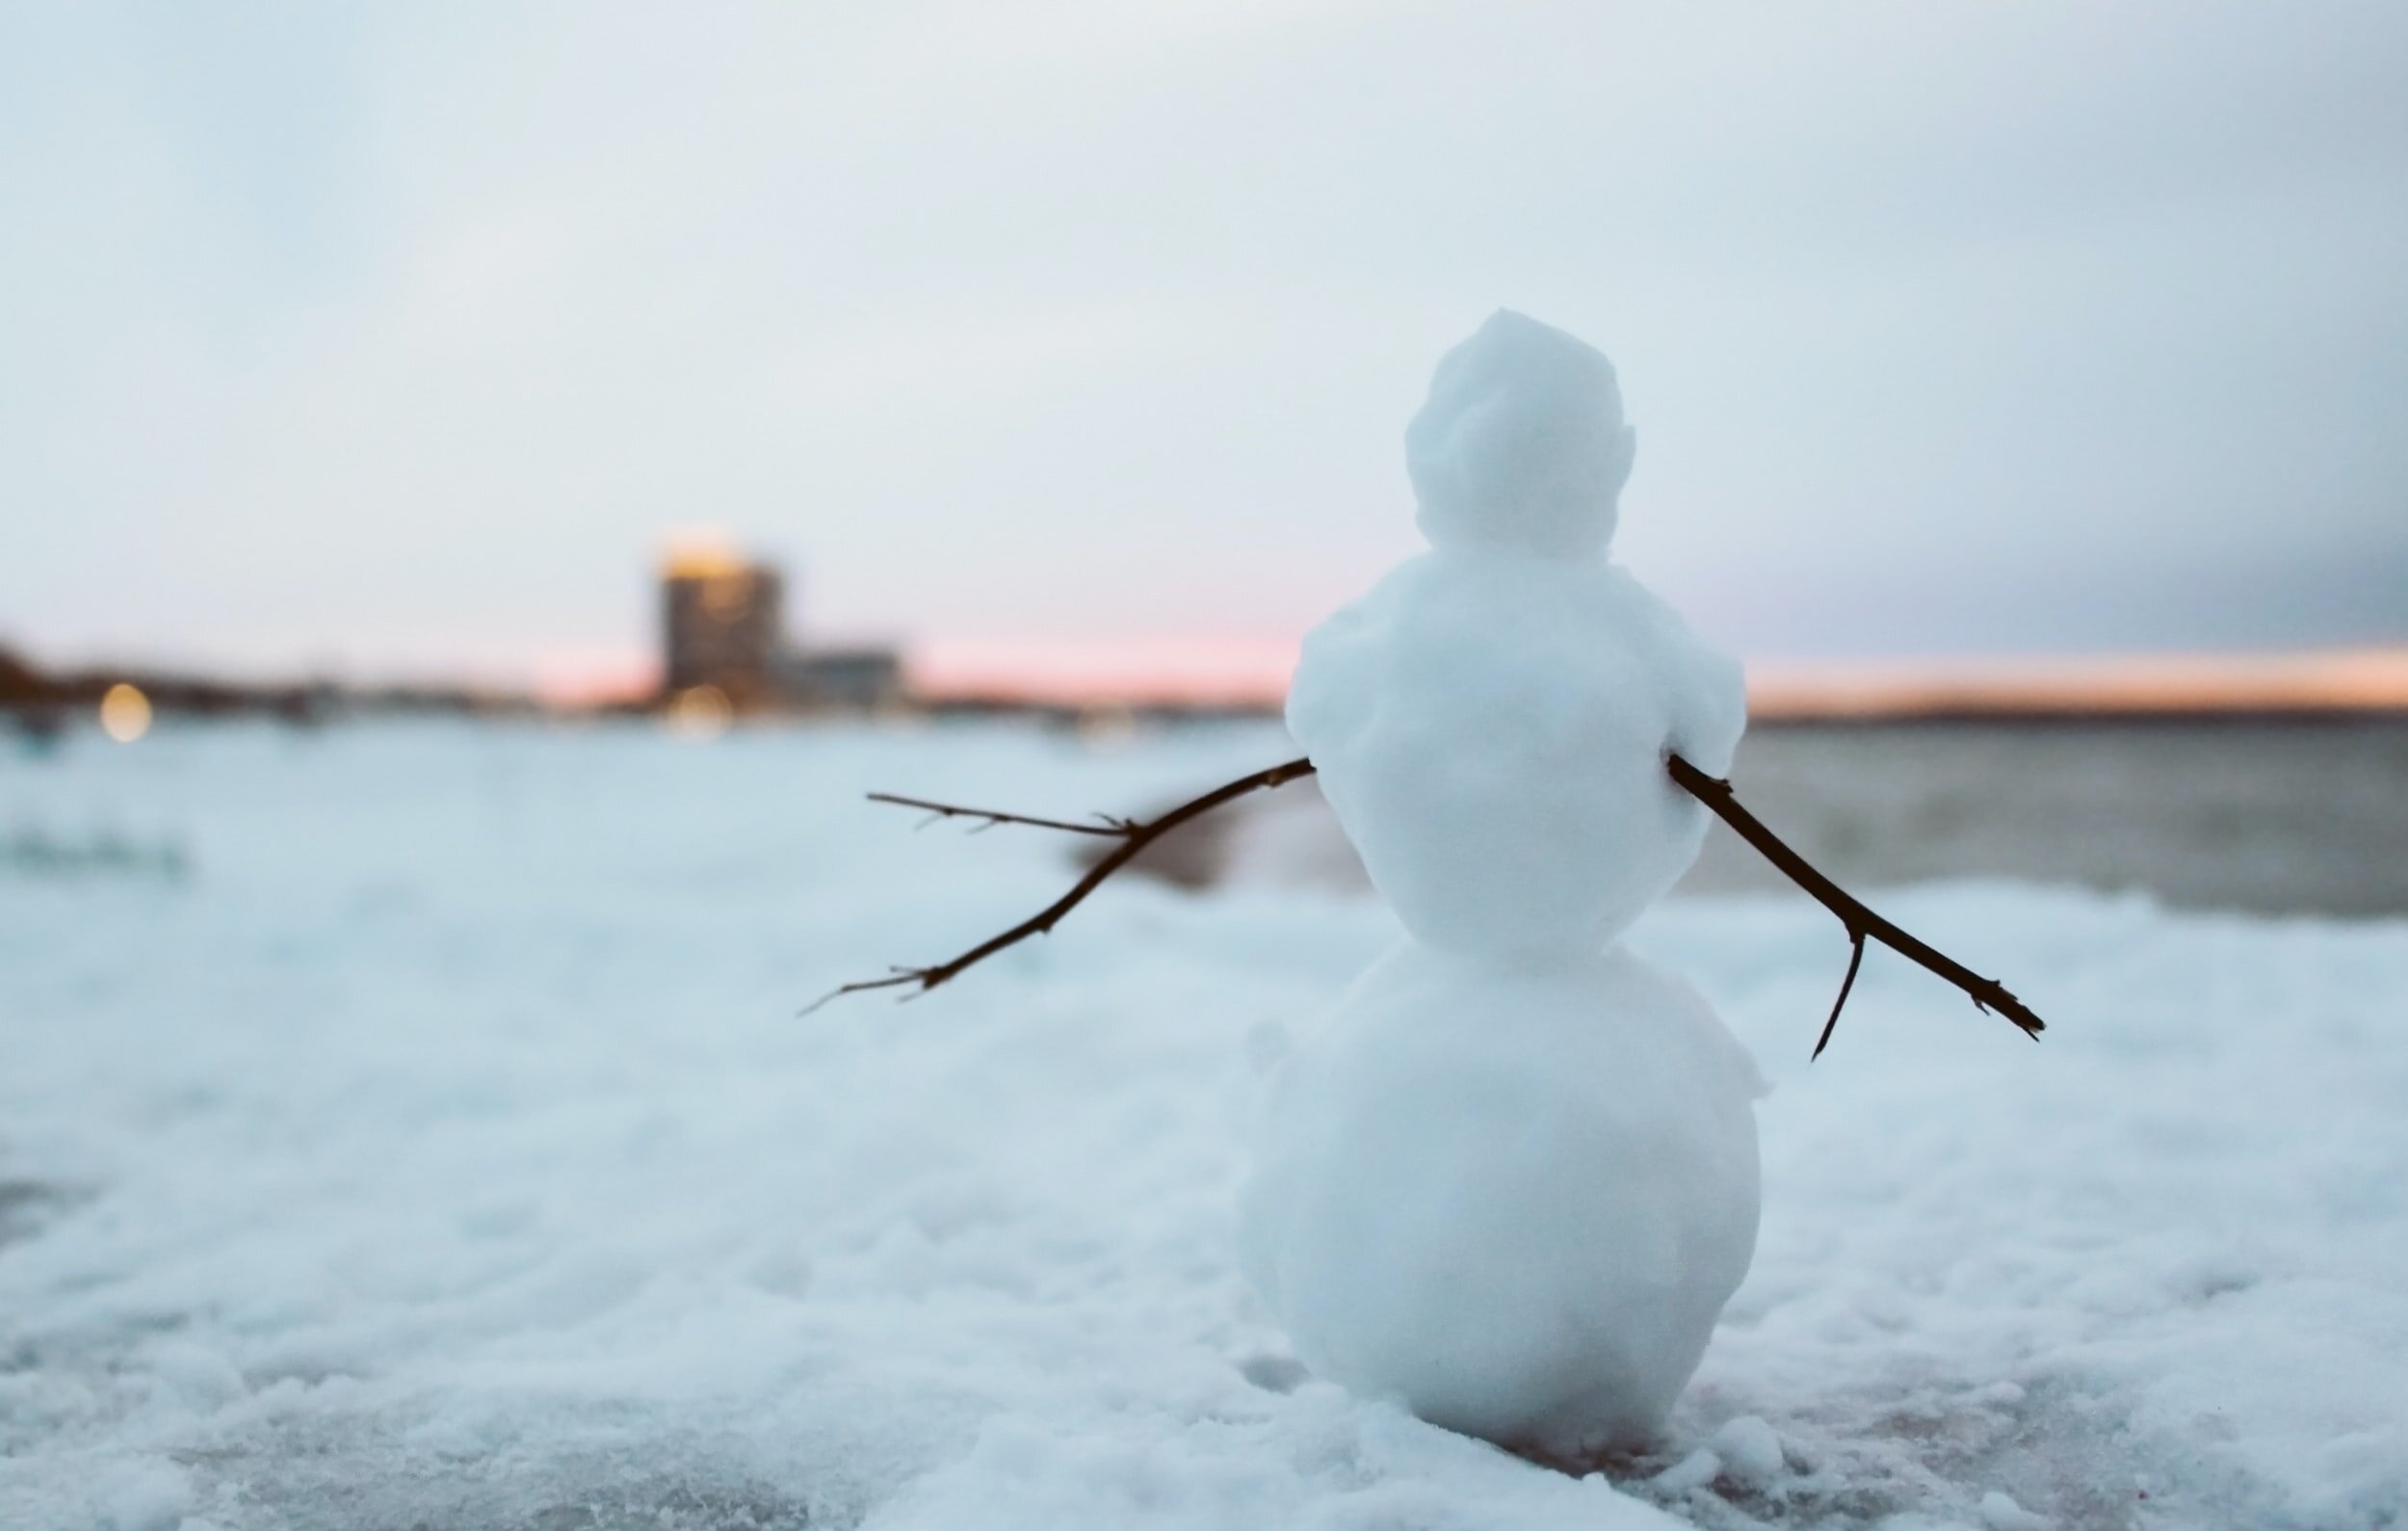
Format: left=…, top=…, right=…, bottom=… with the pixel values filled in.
left=904, top=636, right=1303, bottom=706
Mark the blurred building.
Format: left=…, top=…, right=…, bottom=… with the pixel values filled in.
left=774, top=647, right=904, bottom=711
left=658, top=542, right=903, bottom=714
left=661, top=545, right=786, bottom=706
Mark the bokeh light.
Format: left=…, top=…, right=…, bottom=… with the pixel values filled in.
left=97, top=682, right=151, bottom=743
left=664, top=683, right=733, bottom=740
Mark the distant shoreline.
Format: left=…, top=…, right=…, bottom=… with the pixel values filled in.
left=13, top=634, right=2408, bottom=731
left=1746, top=704, right=2408, bottom=728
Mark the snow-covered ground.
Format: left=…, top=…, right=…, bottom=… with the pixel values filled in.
left=3, top=720, right=2403, bottom=1530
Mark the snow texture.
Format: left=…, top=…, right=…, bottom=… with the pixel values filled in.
left=1253, top=311, right=1757, bottom=1453
left=1405, top=309, right=1637, bottom=559
left=1287, top=548, right=1744, bottom=955
left=5, top=721, right=2408, bottom=1530
left=1238, top=942, right=1762, bottom=1455
left=1290, top=312, right=1744, bottom=957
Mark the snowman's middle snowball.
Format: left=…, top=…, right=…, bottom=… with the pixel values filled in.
left=1287, top=546, right=1744, bottom=955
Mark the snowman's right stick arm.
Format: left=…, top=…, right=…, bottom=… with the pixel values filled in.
left=802, top=755, right=1321, bottom=1014
left=1663, top=753, right=2046, bottom=1053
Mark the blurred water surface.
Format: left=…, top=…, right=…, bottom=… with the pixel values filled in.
left=7, top=713, right=2402, bottom=920
left=1679, top=720, right=2408, bottom=916
left=1205, top=717, right=2408, bottom=918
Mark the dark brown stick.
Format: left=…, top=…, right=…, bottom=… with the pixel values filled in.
left=801, top=757, right=1318, bottom=1013
left=814, top=753, right=2048, bottom=1055
left=866, top=791, right=1132, bottom=838
left=1663, top=753, right=2045, bottom=1052
left=1819, top=929, right=1869, bottom=1062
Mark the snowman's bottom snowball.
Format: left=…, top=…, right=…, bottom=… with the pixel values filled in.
left=1239, top=941, right=1763, bottom=1457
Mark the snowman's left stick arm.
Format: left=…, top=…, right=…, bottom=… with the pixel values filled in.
left=814, top=754, right=2049, bottom=1057
left=1663, top=754, right=2046, bottom=1054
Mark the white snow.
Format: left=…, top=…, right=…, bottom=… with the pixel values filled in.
left=1404, top=309, right=1637, bottom=559
left=1711, top=1414, right=1785, bottom=1486
left=1286, top=547, right=1744, bottom=955
left=1979, top=1489, right=2050, bottom=1530
left=3, top=718, right=2407, bottom=1529
left=1238, top=942, right=1762, bottom=1454
left=1254, top=311, right=1759, bottom=1454
left=1291, top=313, right=1742, bottom=958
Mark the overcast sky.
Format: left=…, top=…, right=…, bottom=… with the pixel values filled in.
left=4, top=1, right=2404, bottom=697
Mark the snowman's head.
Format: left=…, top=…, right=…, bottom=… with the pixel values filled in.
left=1405, top=311, right=1636, bottom=559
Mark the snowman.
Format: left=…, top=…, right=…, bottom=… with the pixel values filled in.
left=830, top=305, right=2041, bottom=1452
left=1235, top=310, right=1762, bottom=1459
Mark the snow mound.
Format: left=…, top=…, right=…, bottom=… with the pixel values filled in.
left=2, top=723, right=2405, bottom=1528
left=1240, top=941, right=1762, bottom=1455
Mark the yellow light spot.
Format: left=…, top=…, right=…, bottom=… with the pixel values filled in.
left=99, top=682, right=153, bottom=743
left=659, top=528, right=746, bottom=580
left=665, top=683, right=733, bottom=739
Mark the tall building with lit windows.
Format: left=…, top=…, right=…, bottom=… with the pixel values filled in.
left=657, top=537, right=903, bottom=713
left=660, top=541, right=786, bottom=706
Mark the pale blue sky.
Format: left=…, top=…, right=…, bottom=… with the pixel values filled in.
left=4, top=1, right=2404, bottom=695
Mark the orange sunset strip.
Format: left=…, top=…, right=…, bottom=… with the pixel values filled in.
left=1745, top=648, right=2408, bottom=719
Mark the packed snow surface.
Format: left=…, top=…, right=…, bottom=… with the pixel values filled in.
left=1262, top=307, right=1753, bottom=1444
left=1239, top=942, right=1762, bottom=1454
left=4, top=720, right=2408, bottom=1529
left=1286, top=547, right=1744, bottom=954
left=1290, top=312, right=1742, bottom=958
left=1405, top=309, right=1636, bottom=558
left=1261, top=309, right=1757, bottom=1452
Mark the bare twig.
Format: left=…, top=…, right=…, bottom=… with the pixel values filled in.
left=814, top=752, right=2048, bottom=1056
left=1818, top=930, right=1869, bottom=1062
left=801, top=757, right=1318, bottom=1014
left=1663, top=753, right=2046, bottom=1053
left=865, top=792, right=1129, bottom=838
